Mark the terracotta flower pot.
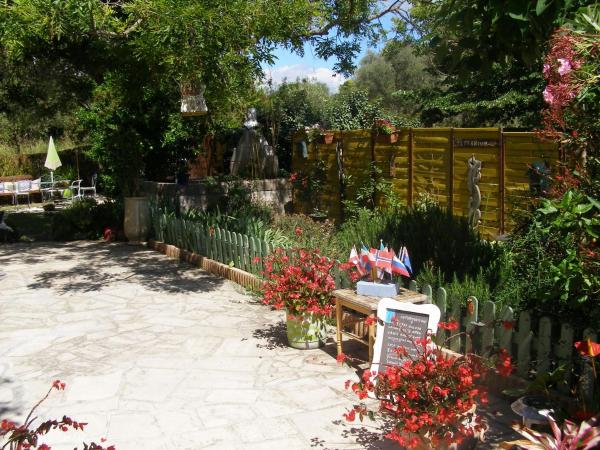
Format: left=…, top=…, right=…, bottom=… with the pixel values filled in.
left=376, top=132, right=398, bottom=144
left=321, top=133, right=335, bottom=144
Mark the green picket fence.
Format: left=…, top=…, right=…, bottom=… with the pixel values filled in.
left=152, top=213, right=272, bottom=277
left=151, top=212, right=596, bottom=399
left=407, top=281, right=598, bottom=399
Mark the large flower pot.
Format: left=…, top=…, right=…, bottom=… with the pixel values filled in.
left=124, top=196, right=150, bottom=243
left=286, top=312, right=327, bottom=350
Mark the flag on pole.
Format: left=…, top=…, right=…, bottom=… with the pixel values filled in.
left=400, top=246, right=413, bottom=275
left=349, top=246, right=366, bottom=276
left=360, top=245, right=375, bottom=271
left=374, top=249, right=393, bottom=271
left=391, top=253, right=410, bottom=277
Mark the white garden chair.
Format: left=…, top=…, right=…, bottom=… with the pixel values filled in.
left=79, top=174, right=97, bottom=198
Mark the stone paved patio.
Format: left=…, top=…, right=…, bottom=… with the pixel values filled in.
left=0, top=242, right=519, bottom=449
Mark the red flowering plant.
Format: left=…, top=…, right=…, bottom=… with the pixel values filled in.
left=339, top=323, right=514, bottom=449
left=261, top=247, right=336, bottom=318
left=374, top=119, right=395, bottom=135
left=0, top=380, right=114, bottom=450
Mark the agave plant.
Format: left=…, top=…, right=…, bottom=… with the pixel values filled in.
left=507, top=415, right=600, bottom=450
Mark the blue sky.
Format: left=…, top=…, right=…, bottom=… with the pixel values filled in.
left=263, top=15, right=394, bottom=93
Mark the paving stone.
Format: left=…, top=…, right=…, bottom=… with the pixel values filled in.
left=0, top=242, right=520, bottom=449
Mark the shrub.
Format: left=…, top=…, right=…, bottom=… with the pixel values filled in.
left=51, top=199, right=123, bottom=241
left=506, top=188, right=600, bottom=324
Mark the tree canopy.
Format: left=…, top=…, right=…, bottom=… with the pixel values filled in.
left=0, top=0, right=403, bottom=193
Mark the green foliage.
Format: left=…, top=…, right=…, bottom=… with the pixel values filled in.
left=395, top=0, right=596, bottom=127
left=1, top=1, right=397, bottom=187
left=257, top=80, right=331, bottom=171
left=506, top=189, right=600, bottom=325
left=271, top=214, right=340, bottom=259
left=51, top=198, right=123, bottom=241
left=325, top=89, right=381, bottom=130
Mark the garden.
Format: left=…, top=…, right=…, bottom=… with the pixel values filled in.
left=1, top=1, right=600, bottom=449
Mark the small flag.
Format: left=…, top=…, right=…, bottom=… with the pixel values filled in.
left=391, top=253, right=410, bottom=277
left=349, top=246, right=366, bottom=276
left=374, top=250, right=393, bottom=271
left=360, top=246, right=374, bottom=271
left=400, top=246, right=413, bottom=275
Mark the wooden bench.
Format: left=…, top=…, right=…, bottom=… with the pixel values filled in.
left=334, top=288, right=428, bottom=361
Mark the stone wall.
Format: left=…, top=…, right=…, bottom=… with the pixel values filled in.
left=140, top=178, right=292, bottom=213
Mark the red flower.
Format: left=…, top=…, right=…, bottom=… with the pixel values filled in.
left=38, top=445, right=51, bottom=450
left=364, top=316, right=376, bottom=326
left=52, top=380, right=66, bottom=390
left=575, top=339, right=600, bottom=358
left=501, top=321, right=514, bottom=330
left=252, top=256, right=261, bottom=264
left=295, top=227, right=302, bottom=236
left=438, top=321, right=459, bottom=331
left=336, top=353, right=347, bottom=364
left=343, top=409, right=356, bottom=422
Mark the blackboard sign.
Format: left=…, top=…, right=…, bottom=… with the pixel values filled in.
left=371, top=299, right=440, bottom=377
left=379, top=309, right=431, bottom=368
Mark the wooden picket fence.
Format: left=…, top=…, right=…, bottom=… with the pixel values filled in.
left=404, top=281, right=598, bottom=400
left=151, top=213, right=596, bottom=399
left=152, top=213, right=272, bottom=277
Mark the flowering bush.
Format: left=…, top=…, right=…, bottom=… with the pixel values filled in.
left=0, top=380, right=114, bottom=450
left=540, top=7, right=600, bottom=170
left=374, top=118, right=395, bottom=135
left=262, top=247, right=336, bottom=317
left=340, top=324, right=513, bottom=449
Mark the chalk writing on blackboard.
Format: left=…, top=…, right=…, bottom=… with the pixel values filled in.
left=378, top=308, right=430, bottom=368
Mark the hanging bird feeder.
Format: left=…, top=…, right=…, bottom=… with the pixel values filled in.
left=180, top=80, right=208, bottom=116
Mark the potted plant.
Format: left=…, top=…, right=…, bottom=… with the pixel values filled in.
left=261, top=247, right=336, bottom=349
left=321, top=131, right=335, bottom=144
left=374, top=118, right=398, bottom=144
left=340, top=324, right=514, bottom=449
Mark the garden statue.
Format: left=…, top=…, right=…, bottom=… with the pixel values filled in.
left=230, top=108, right=278, bottom=178
left=467, top=155, right=482, bottom=229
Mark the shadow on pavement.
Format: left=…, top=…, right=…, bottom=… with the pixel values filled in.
left=1, top=241, right=225, bottom=295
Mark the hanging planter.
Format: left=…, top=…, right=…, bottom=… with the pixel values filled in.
left=321, top=132, right=335, bottom=144
left=375, top=131, right=398, bottom=144
left=180, top=81, right=208, bottom=117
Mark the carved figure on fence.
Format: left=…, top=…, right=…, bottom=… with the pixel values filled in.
left=230, top=108, right=278, bottom=178
left=467, top=155, right=482, bottom=229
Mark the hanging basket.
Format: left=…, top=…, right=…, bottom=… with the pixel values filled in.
left=375, top=132, right=398, bottom=144
left=321, top=133, right=335, bottom=144
left=180, top=81, right=208, bottom=116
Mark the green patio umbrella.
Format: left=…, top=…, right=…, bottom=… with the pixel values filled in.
left=44, top=136, right=62, bottom=185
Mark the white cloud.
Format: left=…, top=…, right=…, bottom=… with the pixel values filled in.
left=263, top=64, right=347, bottom=93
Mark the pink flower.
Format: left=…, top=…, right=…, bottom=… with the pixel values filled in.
left=543, top=63, right=551, bottom=77
left=557, top=58, right=572, bottom=76
left=543, top=86, right=554, bottom=105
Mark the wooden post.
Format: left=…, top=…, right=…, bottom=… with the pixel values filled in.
left=449, top=128, right=454, bottom=211
left=408, top=128, right=414, bottom=206
left=499, top=127, right=505, bottom=236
